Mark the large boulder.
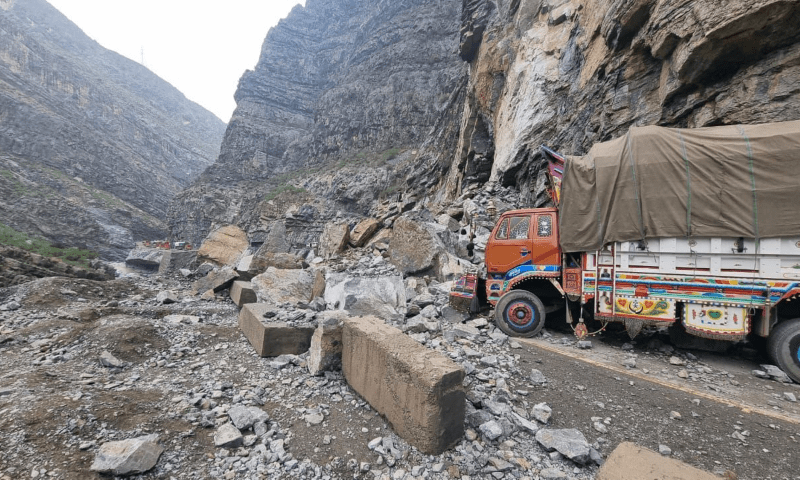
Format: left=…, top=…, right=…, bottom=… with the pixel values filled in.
left=158, top=250, right=198, bottom=274
left=388, top=217, right=466, bottom=281
left=349, top=218, right=381, bottom=247
left=90, top=434, right=163, bottom=475
left=324, top=273, right=406, bottom=318
left=125, top=246, right=164, bottom=271
left=319, top=222, right=350, bottom=259
left=190, top=267, right=239, bottom=295
left=251, top=251, right=306, bottom=271
left=197, top=225, right=249, bottom=267
left=251, top=267, right=314, bottom=304
left=260, top=221, right=291, bottom=254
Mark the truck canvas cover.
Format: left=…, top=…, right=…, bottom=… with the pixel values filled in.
left=558, top=120, right=800, bottom=253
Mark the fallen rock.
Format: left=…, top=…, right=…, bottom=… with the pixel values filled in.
left=350, top=218, right=381, bottom=247
left=760, top=364, right=793, bottom=383
left=228, top=406, right=269, bottom=430
left=535, top=428, right=592, bottom=464
left=158, top=250, right=198, bottom=274
left=214, top=423, right=243, bottom=448
left=197, top=225, right=249, bottom=267
left=156, top=290, right=178, bottom=305
left=388, top=217, right=441, bottom=276
left=99, top=350, right=125, bottom=368
left=251, top=267, right=314, bottom=304
left=124, top=246, right=164, bottom=271
left=324, top=273, right=406, bottom=318
left=532, top=403, right=552, bottom=424
left=190, top=267, right=238, bottom=295
left=319, top=222, right=350, bottom=259
left=90, top=434, right=163, bottom=475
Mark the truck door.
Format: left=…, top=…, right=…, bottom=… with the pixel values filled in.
left=486, top=214, right=534, bottom=274
left=530, top=212, right=559, bottom=266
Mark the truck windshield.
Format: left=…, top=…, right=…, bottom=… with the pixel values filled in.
left=496, top=216, right=530, bottom=240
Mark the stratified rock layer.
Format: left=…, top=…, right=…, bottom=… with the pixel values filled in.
left=169, top=0, right=800, bottom=250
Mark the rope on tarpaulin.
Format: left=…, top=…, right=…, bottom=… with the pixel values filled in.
left=737, top=124, right=762, bottom=316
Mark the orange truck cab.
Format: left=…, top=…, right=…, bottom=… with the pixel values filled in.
left=477, top=207, right=564, bottom=336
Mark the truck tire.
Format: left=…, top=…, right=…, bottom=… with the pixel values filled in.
left=767, top=318, right=800, bottom=384
left=494, top=290, right=546, bottom=338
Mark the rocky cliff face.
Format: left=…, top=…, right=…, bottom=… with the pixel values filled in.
left=0, top=0, right=226, bottom=259
left=169, top=0, right=465, bottom=246
left=445, top=0, right=800, bottom=203
left=171, top=0, right=800, bottom=251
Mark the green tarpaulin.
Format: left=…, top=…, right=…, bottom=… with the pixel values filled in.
left=558, top=120, right=800, bottom=253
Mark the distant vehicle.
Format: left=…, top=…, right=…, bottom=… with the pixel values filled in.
left=173, top=241, right=186, bottom=250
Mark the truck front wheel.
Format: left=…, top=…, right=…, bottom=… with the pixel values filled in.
left=767, top=318, right=800, bottom=384
left=494, top=290, right=546, bottom=338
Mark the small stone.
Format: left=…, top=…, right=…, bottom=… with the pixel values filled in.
left=532, top=403, right=552, bottom=424
left=669, top=356, right=686, bottom=366
left=677, top=369, right=689, bottom=379
left=214, top=424, right=243, bottom=448
left=669, top=411, right=682, bottom=420
left=479, top=420, right=504, bottom=441
left=622, top=357, right=636, bottom=369
left=659, top=444, right=672, bottom=456
left=577, top=341, right=592, bottom=349
left=784, top=392, right=797, bottom=402
left=539, top=467, right=567, bottom=479
left=593, top=421, right=608, bottom=434
left=99, top=351, right=125, bottom=368
left=529, top=369, right=547, bottom=385
left=304, top=412, right=324, bottom=425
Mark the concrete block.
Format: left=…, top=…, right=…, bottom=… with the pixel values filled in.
left=597, top=442, right=722, bottom=480
left=341, top=316, right=465, bottom=454
left=238, top=304, right=314, bottom=357
left=230, top=281, right=257, bottom=307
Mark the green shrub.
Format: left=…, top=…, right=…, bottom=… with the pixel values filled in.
left=0, top=223, right=98, bottom=267
left=264, top=184, right=307, bottom=202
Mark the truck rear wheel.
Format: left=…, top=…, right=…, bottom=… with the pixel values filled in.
left=494, top=290, right=545, bottom=338
left=767, top=318, right=800, bottom=384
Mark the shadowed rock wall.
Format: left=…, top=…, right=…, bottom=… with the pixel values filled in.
left=0, top=0, right=226, bottom=259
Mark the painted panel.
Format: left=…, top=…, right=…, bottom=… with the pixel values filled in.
left=683, top=304, right=749, bottom=338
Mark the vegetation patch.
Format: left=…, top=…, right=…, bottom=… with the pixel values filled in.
left=0, top=223, right=98, bottom=267
left=0, top=169, right=30, bottom=197
left=264, top=184, right=307, bottom=202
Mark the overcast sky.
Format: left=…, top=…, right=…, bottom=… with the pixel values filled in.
left=47, top=0, right=305, bottom=122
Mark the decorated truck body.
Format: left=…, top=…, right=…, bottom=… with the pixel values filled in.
left=451, top=120, right=800, bottom=383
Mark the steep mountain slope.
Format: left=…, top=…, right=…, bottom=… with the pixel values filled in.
left=169, top=0, right=465, bottom=246
left=0, top=0, right=226, bottom=259
left=171, top=0, right=800, bottom=251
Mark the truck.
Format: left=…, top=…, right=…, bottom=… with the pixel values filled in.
left=450, top=120, right=800, bottom=383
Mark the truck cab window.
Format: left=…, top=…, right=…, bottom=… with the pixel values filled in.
left=495, top=219, right=510, bottom=240
left=509, top=216, right=530, bottom=239
left=537, top=215, right=552, bottom=237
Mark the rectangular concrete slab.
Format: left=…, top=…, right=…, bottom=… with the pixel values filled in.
left=230, top=281, right=257, bottom=307
left=341, top=316, right=465, bottom=455
left=238, top=303, right=314, bottom=357
left=597, top=442, right=722, bottom=480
